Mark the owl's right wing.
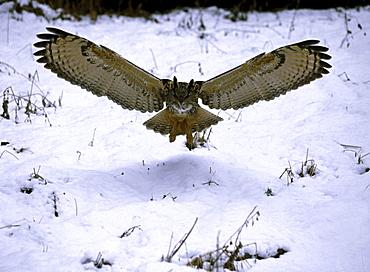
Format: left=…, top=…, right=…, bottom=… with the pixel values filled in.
left=34, top=27, right=165, bottom=113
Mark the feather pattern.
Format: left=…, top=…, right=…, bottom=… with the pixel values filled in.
left=34, top=27, right=165, bottom=113
left=198, top=40, right=331, bottom=110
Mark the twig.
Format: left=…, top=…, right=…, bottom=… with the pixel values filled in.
left=52, top=192, right=59, bottom=217
left=224, top=110, right=242, bottom=122
left=235, top=112, right=242, bottom=122
left=0, top=150, right=19, bottom=160
left=340, top=10, right=351, bottom=48
left=287, top=10, right=297, bottom=39
left=202, top=180, right=219, bottom=186
left=149, top=48, right=158, bottom=70
left=173, top=61, right=203, bottom=75
left=279, top=161, right=294, bottom=185
left=74, top=198, right=78, bottom=216
left=337, top=9, right=365, bottom=48
left=0, top=224, right=20, bottom=229
left=338, top=72, right=351, bottom=81
left=340, top=143, right=364, bottom=162
left=165, top=217, right=198, bottom=262
left=88, top=128, right=96, bottom=147
left=0, top=61, right=47, bottom=96
left=120, top=225, right=142, bottom=238
left=42, top=108, right=52, bottom=126
left=0, top=61, right=17, bottom=75
left=359, top=152, right=370, bottom=163
left=58, top=91, right=63, bottom=107
left=16, top=43, right=34, bottom=61
left=187, top=207, right=260, bottom=270
left=94, top=252, right=103, bottom=268
left=7, top=13, right=10, bottom=45
left=1, top=90, right=10, bottom=119
left=42, top=242, right=49, bottom=253
left=228, top=206, right=259, bottom=245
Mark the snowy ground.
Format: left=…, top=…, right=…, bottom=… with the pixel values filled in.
left=0, top=3, right=370, bottom=271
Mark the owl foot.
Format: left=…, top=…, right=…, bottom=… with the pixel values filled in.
left=169, top=133, right=176, bottom=142
left=186, top=133, right=196, bottom=150
left=186, top=141, right=197, bottom=150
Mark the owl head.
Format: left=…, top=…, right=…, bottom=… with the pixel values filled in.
left=162, top=77, right=202, bottom=103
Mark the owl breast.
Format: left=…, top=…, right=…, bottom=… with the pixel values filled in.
left=172, top=103, right=194, bottom=116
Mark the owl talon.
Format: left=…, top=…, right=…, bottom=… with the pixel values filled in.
left=186, top=139, right=198, bottom=150
left=186, top=133, right=196, bottom=150
left=186, top=142, right=196, bottom=150
left=169, top=133, right=176, bottom=142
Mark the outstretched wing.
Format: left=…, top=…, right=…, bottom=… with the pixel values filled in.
left=34, top=27, right=165, bottom=113
left=198, top=40, right=332, bottom=110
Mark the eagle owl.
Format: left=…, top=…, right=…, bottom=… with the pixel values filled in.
left=34, top=28, right=331, bottom=149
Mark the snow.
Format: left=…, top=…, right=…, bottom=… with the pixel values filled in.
left=1, top=4, right=370, bottom=272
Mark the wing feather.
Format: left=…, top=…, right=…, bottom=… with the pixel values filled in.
left=34, top=27, right=165, bottom=113
left=199, top=40, right=331, bottom=110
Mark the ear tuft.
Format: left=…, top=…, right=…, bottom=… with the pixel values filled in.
left=188, top=79, right=194, bottom=88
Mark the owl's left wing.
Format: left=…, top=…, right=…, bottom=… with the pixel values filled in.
left=34, top=27, right=165, bottom=113
left=198, top=40, right=331, bottom=110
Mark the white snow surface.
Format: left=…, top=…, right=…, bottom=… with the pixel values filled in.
left=1, top=4, right=370, bottom=272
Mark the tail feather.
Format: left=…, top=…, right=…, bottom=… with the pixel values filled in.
left=143, top=110, right=172, bottom=135
left=143, top=107, right=223, bottom=136
left=191, top=107, right=223, bottom=133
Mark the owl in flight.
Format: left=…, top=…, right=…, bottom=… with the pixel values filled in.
left=34, top=28, right=331, bottom=149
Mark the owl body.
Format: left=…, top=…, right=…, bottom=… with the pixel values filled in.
left=34, top=27, right=331, bottom=150
left=144, top=78, right=223, bottom=149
